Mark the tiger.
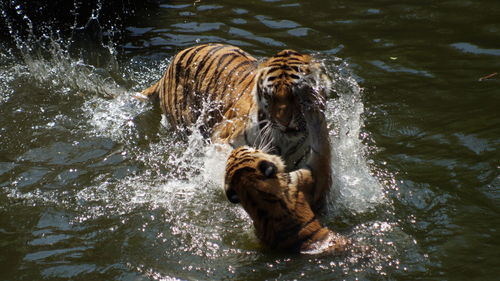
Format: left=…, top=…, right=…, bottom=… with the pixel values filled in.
left=139, top=43, right=332, bottom=210
left=224, top=92, right=350, bottom=254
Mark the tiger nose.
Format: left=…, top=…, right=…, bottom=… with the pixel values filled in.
left=277, top=105, right=291, bottom=125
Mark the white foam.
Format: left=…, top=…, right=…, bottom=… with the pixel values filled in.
left=83, top=93, right=150, bottom=143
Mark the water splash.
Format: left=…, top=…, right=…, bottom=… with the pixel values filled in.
left=1, top=3, right=404, bottom=274
left=0, top=49, right=17, bottom=103
left=2, top=1, right=387, bottom=216
left=1, top=0, right=123, bottom=97
left=83, top=94, right=150, bottom=144
left=325, top=59, right=386, bottom=214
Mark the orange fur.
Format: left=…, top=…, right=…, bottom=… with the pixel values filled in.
left=141, top=43, right=333, bottom=210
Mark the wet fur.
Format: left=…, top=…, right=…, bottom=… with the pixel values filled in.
left=224, top=88, right=348, bottom=254
left=140, top=44, right=332, bottom=205
left=224, top=146, right=349, bottom=254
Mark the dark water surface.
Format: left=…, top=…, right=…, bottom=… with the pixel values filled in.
left=1, top=0, right=499, bottom=280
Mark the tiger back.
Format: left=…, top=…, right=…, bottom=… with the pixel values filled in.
left=141, top=44, right=259, bottom=142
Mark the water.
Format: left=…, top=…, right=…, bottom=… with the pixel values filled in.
left=1, top=0, right=499, bottom=280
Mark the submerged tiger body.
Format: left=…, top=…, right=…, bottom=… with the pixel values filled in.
left=224, top=96, right=349, bottom=254
left=141, top=43, right=332, bottom=209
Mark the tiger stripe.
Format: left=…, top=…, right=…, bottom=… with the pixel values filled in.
left=140, top=43, right=333, bottom=210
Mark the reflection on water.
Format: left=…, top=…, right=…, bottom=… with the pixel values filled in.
left=451, top=42, right=500, bottom=56
left=1, top=0, right=499, bottom=280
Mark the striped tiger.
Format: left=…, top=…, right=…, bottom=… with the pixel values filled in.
left=139, top=43, right=332, bottom=210
left=225, top=146, right=349, bottom=254
left=224, top=98, right=349, bottom=254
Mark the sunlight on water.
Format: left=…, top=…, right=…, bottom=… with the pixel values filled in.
left=2, top=0, right=388, bottom=219
left=1, top=0, right=124, bottom=98
left=3, top=0, right=499, bottom=279
left=74, top=55, right=411, bottom=279
left=0, top=8, right=411, bottom=277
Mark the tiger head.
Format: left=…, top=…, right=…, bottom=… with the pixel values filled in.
left=254, top=50, right=330, bottom=134
left=224, top=146, right=286, bottom=205
left=224, top=146, right=349, bottom=254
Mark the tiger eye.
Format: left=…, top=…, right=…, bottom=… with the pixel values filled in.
left=259, top=160, right=277, bottom=178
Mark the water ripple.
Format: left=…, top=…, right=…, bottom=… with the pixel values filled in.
left=2, top=0, right=499, bottom=279
left=370, top=60, right=434, bottom=78
left=451, top=42, right=500, bottom=56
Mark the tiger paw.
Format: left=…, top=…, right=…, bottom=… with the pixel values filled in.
left=294, top=83, right=326, bottom=112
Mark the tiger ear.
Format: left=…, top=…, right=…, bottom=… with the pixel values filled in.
left=307, top=59, right=332, bottom=99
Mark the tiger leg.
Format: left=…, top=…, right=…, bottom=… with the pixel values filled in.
left=298, top=94, right=332, bottom=213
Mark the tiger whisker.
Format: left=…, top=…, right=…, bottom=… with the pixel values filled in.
left=257, top=122, right=274, bottom=153
left=253, top=120, right=270, bottom=149
left=138, top=44, right=332, bottom=207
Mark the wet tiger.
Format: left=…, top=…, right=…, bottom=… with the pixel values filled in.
left=139, top=43, right=332, bottom=210
left=224, top=96, right=349, bottom=254
left=224, top=146, right=349, bottom=254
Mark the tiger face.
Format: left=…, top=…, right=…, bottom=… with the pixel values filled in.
left=224, top=146, right=349, bottom=254
left=254, top=50, right=326, bottom=134
left=224, top=146, right=286, bottom=205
